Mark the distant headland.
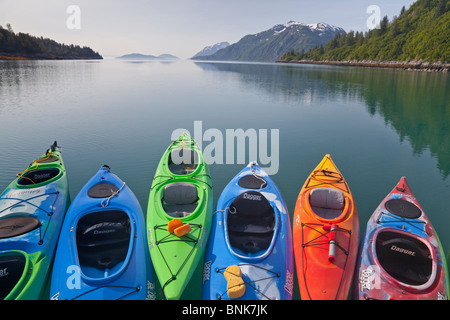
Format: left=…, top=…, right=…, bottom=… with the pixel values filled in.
left=116, top=53, right=179, bottom=60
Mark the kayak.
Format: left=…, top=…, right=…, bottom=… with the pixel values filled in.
left=292, top=154, right=359, bottom=300
left=354, top=176, right=449, bottom=300
left=202, top=161, right=294, bottom=300
left=0, top=142, right=70, bottom=300
left=147, top=133, right=213, bottom=300
left=50, top=165, right=155, bottom=300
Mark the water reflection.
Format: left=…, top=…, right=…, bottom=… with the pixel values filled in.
left=195, top=62, right=450, bottom=178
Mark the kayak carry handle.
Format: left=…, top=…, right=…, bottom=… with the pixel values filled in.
left=50, top=141, right=58, bottom=152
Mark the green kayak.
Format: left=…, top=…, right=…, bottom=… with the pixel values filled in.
left=0, top=142, right=70, bottom=300
left=147, top=133, right=213, bottom=300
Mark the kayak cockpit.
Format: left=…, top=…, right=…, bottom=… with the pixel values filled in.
left=76, top=210, right=132, bottom=280
left=162, top=182, right=198, bottom=218
left=168, top=148, right=199, bottom=175
left=16, top=168, right=62, bottom=186
left=0, top=251, right=30, bottom=300
left=374, top=228, right=436, bottom=289
left=227, top=191, right=275, bottom=257
left=308, top=187, right=345, bottom=220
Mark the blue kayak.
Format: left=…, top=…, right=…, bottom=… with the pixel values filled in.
left=202, top=162, right=294, bottom=300
left=0, top=142, right=70, bottom=300
left=50, top=165, right=155, bottom=300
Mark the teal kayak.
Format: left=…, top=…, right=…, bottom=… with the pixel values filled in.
left=0, top=142, right=70, bottom=300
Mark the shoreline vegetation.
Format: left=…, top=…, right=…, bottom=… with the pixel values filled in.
left=277, top=59, right=449, bottom=72
left=0, top=53, right=102, bottom=60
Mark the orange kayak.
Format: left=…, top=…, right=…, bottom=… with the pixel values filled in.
left=293, top=154, right=359, bottom=300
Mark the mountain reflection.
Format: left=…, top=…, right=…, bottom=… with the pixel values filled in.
left=195, top=62, right=450, bottom=178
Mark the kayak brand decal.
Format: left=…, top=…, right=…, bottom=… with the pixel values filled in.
left=0, top=267, right=8, bottom=277
left=390, top=245, right=416, bottom=257
left=200, top=226, right=208, bottom=248
left=146, top=281, right=156, bottom=300
left=284, top=269, right=294, bottom=295
left=437, top=291, right=447, bottom=300
left=148, top=229, right=154, bottom=249
left=202, top=260, right=212, bottom=284
left=7, top=187, right=46, bottom=199
left=359, top=265, right=381, bottom=291
left=243, top=193, right=262, bottom=201
left=172, top=120, right=280, bottom=175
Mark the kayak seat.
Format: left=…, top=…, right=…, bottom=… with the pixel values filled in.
left=168, top=148, right=199, bottom=175
left=162, top=182, right=198, bottom=218
left=76, top=210, right=131, bottom=271
left=17, top=168, right=60, bottom=186
left=309, top=187, right=344, bottom=219
left=376, top=231, right=432, bottom=286
left=0, top=253, right=27, bottom=300
left=227, top=191, right=275, bottom=254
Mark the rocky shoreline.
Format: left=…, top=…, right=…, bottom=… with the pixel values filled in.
left=277, top=59, right=449, bottom=72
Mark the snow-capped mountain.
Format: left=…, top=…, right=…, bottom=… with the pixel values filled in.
left=273, top=21, right=345, bottom=36
left=192, top=21, right=346, bottom=62
left=192, top=41, right=230, bottom=58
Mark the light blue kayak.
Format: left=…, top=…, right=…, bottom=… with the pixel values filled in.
left=50, top=165, right=155, bottom=300
left=202, top=162, right=294, bottom=300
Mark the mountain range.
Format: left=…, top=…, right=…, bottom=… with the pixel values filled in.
left=192, top=21, right=346, bottom=62
left=192, top=41, right=230, bottom=59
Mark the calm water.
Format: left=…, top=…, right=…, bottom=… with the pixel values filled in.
left=0, top=59, right=449, bottom=299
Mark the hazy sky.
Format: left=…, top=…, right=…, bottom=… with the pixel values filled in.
left=0, top=0, right=416, bottom=58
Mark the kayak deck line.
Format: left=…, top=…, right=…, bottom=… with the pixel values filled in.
left=153, top=218, right=204, bottom=298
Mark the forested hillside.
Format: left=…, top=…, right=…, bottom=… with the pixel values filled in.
left=0, top=24, right=102, bottom=59
left=281, top=0, right=449, bottom=63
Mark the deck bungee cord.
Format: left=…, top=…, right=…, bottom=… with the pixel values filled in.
left=0, top=191, right=60, bottom=245
left=309, top=169, right=348, bottom=193
left=153, top=222, right=203, bottom=299
left=300, top=222, right=352, bottom=299
left=69, top=285, right=141, bottom=300
left=376, top=211, right=426, bottom=232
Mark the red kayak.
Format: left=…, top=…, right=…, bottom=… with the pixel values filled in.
left=354, top=177, right=449, bottom=300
